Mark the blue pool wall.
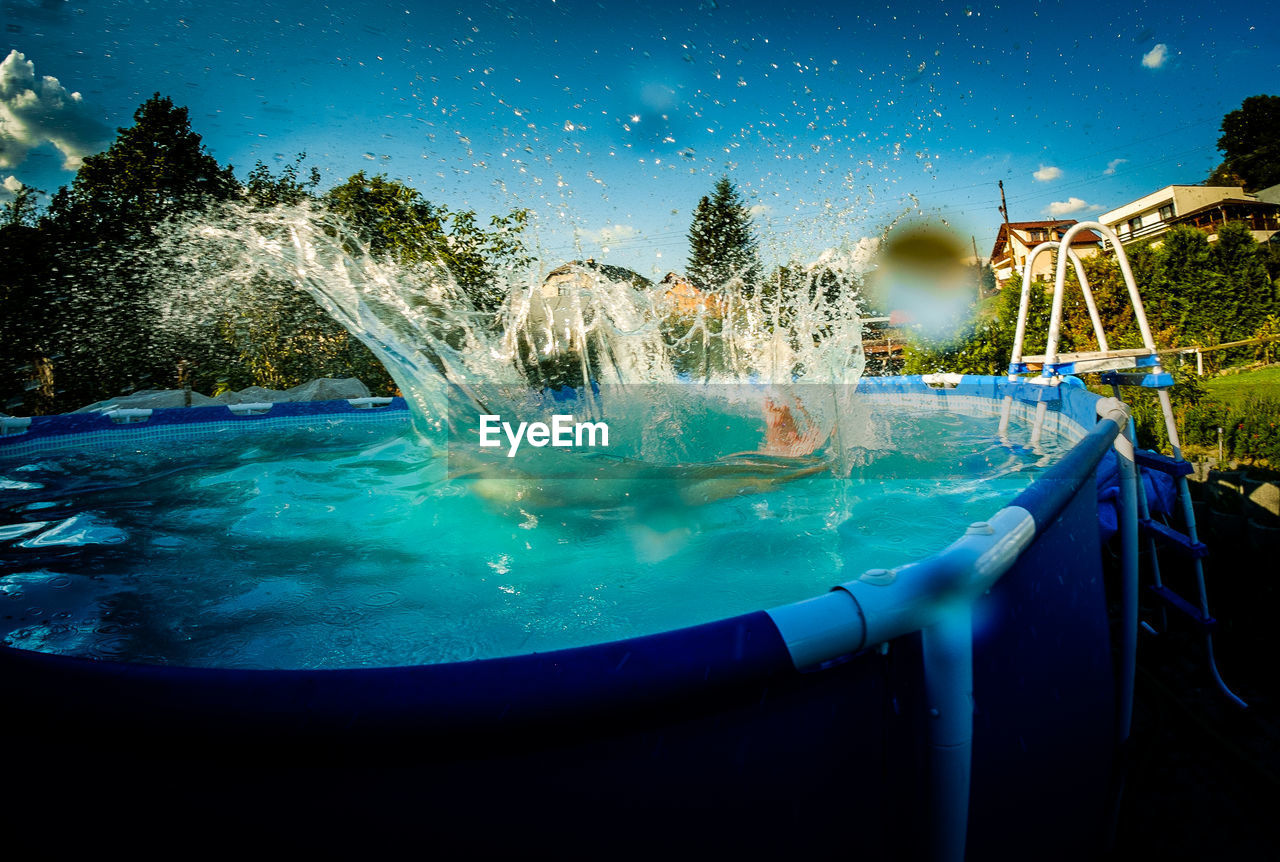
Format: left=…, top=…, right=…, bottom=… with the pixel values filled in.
left=0, top=377, right=1120, bottom=857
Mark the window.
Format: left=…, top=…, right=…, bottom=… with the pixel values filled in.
left=1029, top=228, right=1048, bottom=242
left=1158, top=204, right=1174, bottom=221
left=1128, top=216, right=1142, bottom=233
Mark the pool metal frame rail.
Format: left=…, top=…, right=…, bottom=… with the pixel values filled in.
left=998, top=220, right=1246, bottom=710
left=769, top=395, right=1134, bottom=862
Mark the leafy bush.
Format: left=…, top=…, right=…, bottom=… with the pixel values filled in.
left=1180, top=393, right=1280, bottom=465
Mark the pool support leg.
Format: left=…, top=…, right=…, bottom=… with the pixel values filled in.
left=922, top=605, right=974, bottom=862
left=1100, top=398, right=1139, bottom=744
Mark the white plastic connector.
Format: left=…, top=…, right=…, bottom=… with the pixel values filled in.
left=228, top=402, right=273, bottom=416
left=105, top=408, right=153, bottom=424
left=921, top=373, right=964, bottom=389
left=0, top=416, right=32, bottom=436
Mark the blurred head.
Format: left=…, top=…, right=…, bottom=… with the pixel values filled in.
left=870, top=223, right=972, bottom=337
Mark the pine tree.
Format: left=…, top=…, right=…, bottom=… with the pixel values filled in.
left=686, top=176, right=762, bottom=295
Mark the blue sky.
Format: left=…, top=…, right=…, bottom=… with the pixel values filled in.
left=2, top=0, right=1276, bottom=277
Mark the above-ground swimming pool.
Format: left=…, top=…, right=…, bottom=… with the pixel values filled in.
left=1, top=375, right=1131, bottom=859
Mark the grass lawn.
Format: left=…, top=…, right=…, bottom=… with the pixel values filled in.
left=1201, top=365, right=1280, bottom=406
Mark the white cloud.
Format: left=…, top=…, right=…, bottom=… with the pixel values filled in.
left=1103, top=158, right=1128, bottom=176
left=1045, top=198, right=1104, bottom=217
left=747, top=203, right=771, bottom=217
left=0, top=49, right=110, bottom=171
left=576, top=224, right=639, bottom=247
left=1141, top=44, right=1169, bottom=69
left=1033, top=165, right=1063, bottom=182
left=2, top=174, right=23, bottom=199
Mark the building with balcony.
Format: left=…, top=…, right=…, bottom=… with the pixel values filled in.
left=1098, top=185, right=1280, bottom=246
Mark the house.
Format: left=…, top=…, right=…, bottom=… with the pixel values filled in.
left=1097, top=185, right=1280, bottom=246
left=1256, top=184, right=1280, bottom=206
left=526, top=260, right=653, bottom=351
left=539, top=259, right=652, bottom=299
left=989, top=220, right=1103, bottom=287
left=658, top=272, right=726, bottom=317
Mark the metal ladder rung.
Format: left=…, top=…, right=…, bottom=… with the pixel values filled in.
left=1099, top=372, right=1175, bottom=389
left=1021, top=347, right=1157, bottom=365
left=1148, top=585, right=1218, bottom=632
left=1134, top=448, right=1194, bottom=477
left=1022, top=349, right=1160, bottom=376
left=1140, top=518, right=1208, bottom=558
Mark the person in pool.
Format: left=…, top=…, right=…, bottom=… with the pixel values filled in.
left=466, top=393, right=831, bottom=512
left=759, top=396, right=828, bottom=457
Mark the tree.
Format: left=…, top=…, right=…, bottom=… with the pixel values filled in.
left=1154, top=226, right=1217, bottom=340
left=901, top=276, right=1071, bottom=376
left=0, top=214, right=59, bottom=413
left=323, top=172, right=531, bottom=314
left=1, top=182, right=41, bottom=228
left=244, top=153, right=321, bottom=208
left=47, top=93, right=238, bottom=237
left=1209, top=220, right=1275, bottom=343
left=30, top=94, right=241, bottom=409
left=173, top=157, right=396, bottom=396
left=1214, top=94, right=1280, bottom=192
left=687, top=176, right=762, bottom=295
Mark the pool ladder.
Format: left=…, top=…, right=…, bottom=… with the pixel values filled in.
left=997, top=221, right=1246, bottom=712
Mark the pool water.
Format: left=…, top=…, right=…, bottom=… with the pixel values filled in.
left=0, top=404, right=1063, bottom=668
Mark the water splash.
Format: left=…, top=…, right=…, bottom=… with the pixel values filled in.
left=149, top=201, right=869, bottom=473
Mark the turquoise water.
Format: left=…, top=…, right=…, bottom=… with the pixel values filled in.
left=0, top=403, right=1062, bottom=668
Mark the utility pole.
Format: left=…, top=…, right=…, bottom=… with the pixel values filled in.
left=997, top=180, right=1013, bottom=281
left=971, top=235, right=982, bottom=300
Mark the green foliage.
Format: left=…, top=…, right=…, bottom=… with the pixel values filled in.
left=1205, top=160, right=1246, bottom=188
left=902, top=276, right=1060, bottom=375
left=1124, top=360, right=1208, bottom=454
left=323, top=171, right=531, bottom=314
left=0, top=219, right=59, bottom=413
left=1181, top=393, right=1280, bottom=466
left=1210, top=221, right=1276, bottom=342
left=46, top=94, right=238, bottom=238
left=1255, top=315, right=1280, bottom=365
left=244, top=154, right=321, bottom=208
left=200, top=158, right=394, bottom=395
left=14, top=94, right=243, bottom=410
left=1215, top=94, right=1280, bottom=192
left=687, top=176, right=763, bottom=295
left=323, top=171, right=448, bottom=263
left=1, top=182, right=42, bottom=228
left=979, top=262, right=997, bottom=299
left=211, top=272, right=394, bottom=394
left=0, top=95, right=538, bottom=414
left=758, top=262, right=860, bottom=332
left=1153, top=226, right=1216, bottom=338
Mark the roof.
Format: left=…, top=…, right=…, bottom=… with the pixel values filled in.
left=544, top=259, right=654, bottom=288
left=1170, top=197, right=1280, bottom=222
left=1256, top=184, right=1280, bottom=205
left=1005, top=219, right=1079, bottom=230
left=990, top=220, right=1102, bottom=260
